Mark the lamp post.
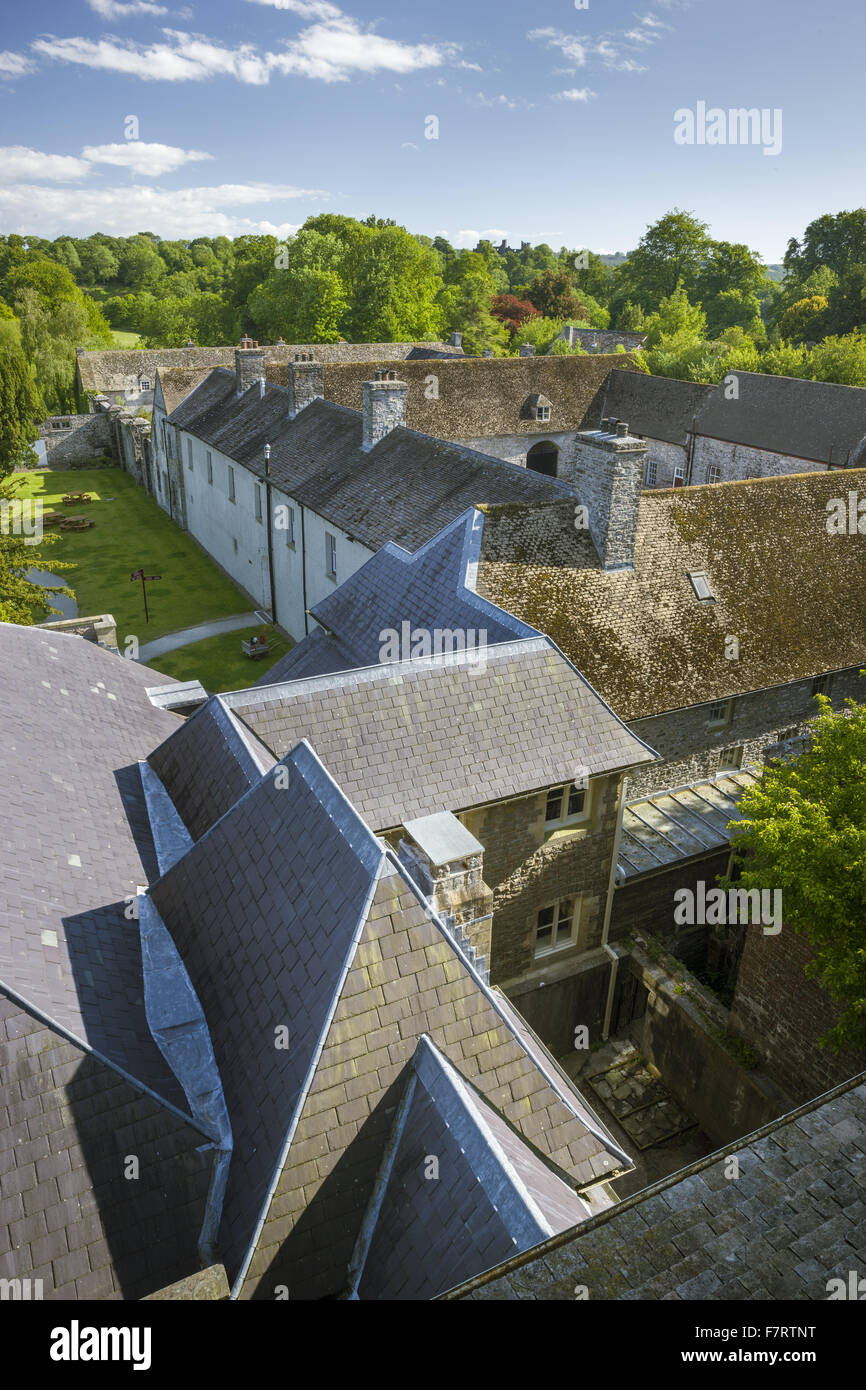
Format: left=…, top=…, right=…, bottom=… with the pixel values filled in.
left=130, top=569, right=162, bottom=624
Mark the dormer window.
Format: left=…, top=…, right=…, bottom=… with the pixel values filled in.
left=688, top=570, right=714, bottom=601
left=522, top=393, right=553, bottom=423
left=140, top=378, right=152, bottom=392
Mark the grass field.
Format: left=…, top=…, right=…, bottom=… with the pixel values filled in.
left=147, top=625, right=293, bottom=692
left=17, top=466, right=253, bottom=642
left=110, top=330, right=142, bottom=348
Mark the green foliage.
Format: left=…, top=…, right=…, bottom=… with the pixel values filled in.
left=0, top=345, right=43, bottom=477
left=726, top=693, right=866, bottom=1051
left=0, top=475, right=73, bottom=623
left=508, top=316, right=568, bottom=355
left=779, top=295, right=829, bottom=342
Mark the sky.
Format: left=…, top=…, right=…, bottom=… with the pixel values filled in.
left=0, top=0, right=862, bottom=261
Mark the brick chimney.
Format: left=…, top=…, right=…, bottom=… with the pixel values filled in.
left=287, top=353, right=323, bottom=419
left=568, top=420, right=646, bottom=572
left=235, top=346, right=265, bottom=396
left=519, top=343, right=536, bottom=357
left=361, top=369, right=408, bottom=451
left=397, top=811, right=493, bottom=974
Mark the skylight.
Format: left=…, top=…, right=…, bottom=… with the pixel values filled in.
left=688, top=570, right=715, bottom=601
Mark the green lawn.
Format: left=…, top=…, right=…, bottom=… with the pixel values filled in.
left=111, top=330, right=142, bottom=348
left=146, top=625, right=293, bottom=693
left=17, top=466, right=253, bottom=642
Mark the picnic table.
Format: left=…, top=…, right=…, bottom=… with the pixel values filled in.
left=60, top=514, right=95, bottom=532
left=41, top=510, right=65, bottom=528
left=242, top=635, right=271, bottom=659
left=62, top=492, right=92, bottom=506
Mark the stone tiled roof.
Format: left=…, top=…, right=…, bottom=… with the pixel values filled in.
left=605, top=366, right=866, bottom=464
left=0, top=622, right=188, bottom=1103
left=225, top=637, right=655, bottom=831
left=265, top=353, right=643, bottom=441
left=145, top=741, right=628, bottom=1297
left=259, top=510, right=534, bottom=686
left=445, top=1071, right=866, bottom=1300
left=77, top=342, right=460, bottom=393
left=0, top=993, right=210, bottom=1300
left=169, top=372, right=570, bottom=552
left=476, top=470, right=866, bottom=720
left=154, top=366, right=214, bottom=417
left=354, top=1035, right=591, bottom=1300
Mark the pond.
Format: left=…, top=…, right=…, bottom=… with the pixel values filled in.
left=26, top=568, right=79, bottom=620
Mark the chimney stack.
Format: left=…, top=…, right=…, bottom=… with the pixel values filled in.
left=519, top=343, right=536, bottom=357
left=287, top=353, right=323, bottom=419
left=568, top=421, right=646, bottom=572
left=361, top=369, right=408, bottom=451
left=449, top=331, right=463, bottom=349
left=481, top=348, right=494, bottom=358
left=235, top=345, right=266, bottom=396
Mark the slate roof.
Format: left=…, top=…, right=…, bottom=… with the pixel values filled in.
left=353, top=1035, right=591, bottom=1300
left=0, top=622, right=188, bottom=1103
left=224, top=637, right=655, bottom=831
left=145, top=740, right=629, bottom=1297
left=476, top=470, right=866, bottom=720
left=154, top=366, right=214, bottom=417
left=445, top=1071, right=866, bottom=1300
left=169, top=373, right=570, bottom=553
left=604, top=367, right=866, bottom=465
left=264, top=353, right=644, bottom=441
left=617, top=770, right=760, bottom=880
left=77, top=342, right=460, bottom=394
left=259, top=509, right=534, bottom=685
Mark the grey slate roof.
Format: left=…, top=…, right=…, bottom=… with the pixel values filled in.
left=169, top=372, right=570, bottom=552
left=617, top=770, right=760, bottom=880
left=0, top=622, right=187, bottom=1105
left=605, top=366, right=866, bottom=465
left=225, top=637, right=656, bottom=831
left=355, top=1035, right=590, bottom=1300
left=258, top=509, right=534, bottom=686
left=446, top=1071, right=866, bottom=1300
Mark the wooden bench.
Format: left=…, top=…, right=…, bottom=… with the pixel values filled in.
left=62, top=492, right=92, bottom=506
left=60, top=515, right=95, bottom=532
left=242, top=636, right=271, bottom=659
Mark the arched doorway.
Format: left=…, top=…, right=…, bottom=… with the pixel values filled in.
left=526, top=440, right=559, bottom=477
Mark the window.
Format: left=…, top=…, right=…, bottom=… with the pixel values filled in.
left=232, top=537, right=239, bottom=555
left=536, top=405, right=551, bottom=422
left=140, top=378, right=152, bottom=392
left=545, top=782, right=588, bottom=828
left=707, top=698, right=734, bottom=729
left=285, top=506, right=295, bottom=546
left=706, top=465, right=722, bottom=484
left=187, top=438, right=193, bottom=471
left=645, top=460, right=657, bottom=486
left=206, top=451, right=213, bottom=486
left=326, top=532, right=337, bottom=578
left=535, top=898, right=577, bottom=958
left=717, top=745, right=744, bottom=772
left=255, top=485, right=263, bottom=523
left=811, top=673, right=832, bottom=698
left=688, top=570, right=714, bottom=601
left=673, top=466, right=686, bottom=487
left=227, top=466, right=236, bottom=503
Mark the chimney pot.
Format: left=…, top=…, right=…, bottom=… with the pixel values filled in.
left=519, top=343, right=536, bottom=357
left=449, top=331, right=463, bottom=348
left=616, top=421, right=629, bottom=436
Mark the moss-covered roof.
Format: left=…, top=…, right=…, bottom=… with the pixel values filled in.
left=476, top=470, right=866, bottom=720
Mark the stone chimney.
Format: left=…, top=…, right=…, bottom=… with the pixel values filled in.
left=397, top=811, right=493, bottom=974
left=361, top=369, right=408, bottom=451
left=568, top=420, right=646, bottom=572
left=235, top=346, right=265, bottom=396
left=287, top=353, right=323, bottom=419
left=449, top=331, right=463, bottom=349
left=481, top=348, right=494, bottom=358
left=519, top=343, right=536, bottom=357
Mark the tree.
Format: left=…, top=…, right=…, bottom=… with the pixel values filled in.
left=726, top=693, right=866, bottom=1051
left=349, top=226, right=444, bottom=342
left=439, top=252, right=507, bottom=355
left=526, top=268, right=588, bottom=322
left=490, top=293, right=539, bottom=338
left=779, top=296, right=830, bottom=342
left=614, top=210, right=712, bottom=310
left=0, top=475, right=73, bottom=622
left=0, top=345, right=43, bottom=478
left=785, top=210, right=866, bottom=283
left=642, top=282, right=707, bottom=350
left=616, top=300, right=646, bottom=331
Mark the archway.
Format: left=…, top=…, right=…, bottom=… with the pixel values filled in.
left=526, top=440, right=559, bottom=477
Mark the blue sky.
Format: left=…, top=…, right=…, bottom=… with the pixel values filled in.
left=0, top=0, right=862, bottom=261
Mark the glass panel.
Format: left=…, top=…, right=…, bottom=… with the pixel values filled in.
left=545, top=788, right=563, bottom=822
left=567, top=787, right=585, bottom=818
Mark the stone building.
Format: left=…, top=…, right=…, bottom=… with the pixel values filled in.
left=547, top=325, right=647, bottom=354
left=603, top=366, right=866, bottom=487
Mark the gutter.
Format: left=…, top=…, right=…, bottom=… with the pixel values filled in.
left=600, top=770, right=629, bottom=1040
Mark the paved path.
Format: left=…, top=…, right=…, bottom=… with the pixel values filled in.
left=138, top=612, right=262, bottom=662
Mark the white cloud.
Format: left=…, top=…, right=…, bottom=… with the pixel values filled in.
left=244, top=0, right=343, bottom=15
left=81, top=141, right=213, bottom=175
left=553, top=88, right=596, bottom=103
left=454, top=228, right=508, bottom=247
left=0, top=146, right=91, bottom=180
left=87, top=0, right=168, bottom=17
left=0, top=181, right=327, bottom=238
left=474, top=91, right=534, bottom=111
left=0, top=51, right=35, bottom=79
left=32, top=18, right=459, bottom=85
left=530, top=12, right=672, bottom=75
left=401, top=142, right=419, bottom=152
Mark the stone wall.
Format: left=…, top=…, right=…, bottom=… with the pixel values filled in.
left=624, top=665, right=865, bottom=799
left=610, top=849, right=731, bottom=973
left=39, top=411, right=113, bottom=467
left=729, top=926, right=866, bottom=1103
left=642, top=433, right=831, bottom=490
left=503, top=949, right=617, bottom=1058
left=462, top=772, right=621, bottom=986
